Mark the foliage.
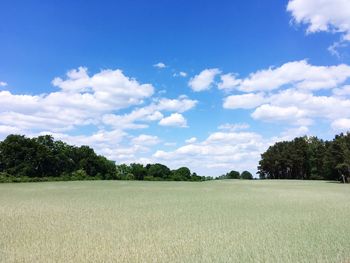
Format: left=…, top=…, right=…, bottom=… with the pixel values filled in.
left=241, top=171, right=253, bottom=180
left=0, top=134, right=214, bottom=183
left=258, top=133, right=350, bottom=182
left=216, top=170, right=240, bottom=180
left=0, top=134, right=115, bottom=182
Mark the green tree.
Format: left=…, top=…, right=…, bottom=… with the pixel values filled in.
left=130, top=163, right=147, bottom=180
left=146, top=163, right=171, bottom=180
left=227, top=170, right=240, bottom=179
left=241, top=171, right=253, bottom=180
left=172, top=167, right=191, bottom=181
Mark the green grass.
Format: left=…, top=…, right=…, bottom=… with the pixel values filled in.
left=0, top=180, right=349, bottom=262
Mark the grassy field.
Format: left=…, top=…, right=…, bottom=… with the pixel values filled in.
left=0, top=180, right=349, bottom=262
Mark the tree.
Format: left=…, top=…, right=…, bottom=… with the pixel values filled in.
left=258, top=133, right=350, bottom=182
left=0, top=134, right=117, bottom=181
left=0, top=134, right=208, bottom=183
left=116, top=164, right=131, bottom=180
left=307, top=137, right=326, bottom=180
left=172, top=167, right=191, bottom=181
left=146, top=163, right=171, bottom=180
left=241, top=171, right=253, bottom=180
left=227, top=170, right=240, bottom=179
left=130, top=163, right=147, bottom=180
left=190, top=172, right=202, bottom=181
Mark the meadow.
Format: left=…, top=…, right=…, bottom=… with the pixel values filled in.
left=0, top=180, right=349, bottom=262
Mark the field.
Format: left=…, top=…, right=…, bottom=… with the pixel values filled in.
left=0, top=180, right=349, bottom=262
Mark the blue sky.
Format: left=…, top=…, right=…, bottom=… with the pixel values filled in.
left=1, top=0, right=350, bottom=176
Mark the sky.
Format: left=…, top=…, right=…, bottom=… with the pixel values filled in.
left=1, top=0, right=350, bottom=176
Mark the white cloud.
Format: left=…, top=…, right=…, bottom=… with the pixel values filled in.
left=223, top=93, right=266, bottom=109
left=270, top=88, right=350, bottom=120
left=218, top=73, right=241, bottom=90
left=102, top=113, right=149, bottom=130
left=0, top=82, right=7, bottom=87
left=43, top=129, right=126, bottom=148
left=277, top=126, right=310, bottom=141
left=231, top=87, right=350, bottom=127
left=0, top=67, right=199, bottom=166
left=0, top=125, right=23, bottom=139
left=156, top=96, right=197, bottom=112
left=52, top=67, right=90, bottom=93
left=0, top=67, right=155, bottom=132
left=159, top=113, right=187, bottom=127
left=185, top=137, right=197, bottom=144
left=251, top=104, right=311, bottom=125
left=333, top=85, right=350, bottom=96
left=131, top=134, right=160, bottom=146
left=287, top=0, right=350, bottom=55
left=102, top=95, right=197, bottom=129
left=153, top=62, right=167, bottom=69
left=331, top=118, right=350, bottom=132
left=218, top=123, right=250, bottom=131
left=153, top=130, right=268, bottom=176
left=287, top=0, right=350, bottom=39
left=221, top=60, right=350, bottom=130
left=179, top=71, right=187, bottom=77
left=53, top=67, right=154, bottom=106
left=188, top=68, right=221, bottom=92
left=235, top=60, right=350, bottom=92
left=173, top=71, right=187, bottom=77
left=38, top=129, right=162, bottom=163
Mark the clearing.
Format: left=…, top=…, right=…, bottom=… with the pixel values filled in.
left=0, top=180, right=349, bottom=262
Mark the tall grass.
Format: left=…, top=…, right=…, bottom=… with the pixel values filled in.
left=0, top=180, right=349, bottom=262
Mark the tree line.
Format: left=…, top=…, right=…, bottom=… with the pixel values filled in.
left=0, top=134, right=230, bottom=183
left=258, top=132, right=350, bottom=183
left=216, top=170, right=253, bottom=180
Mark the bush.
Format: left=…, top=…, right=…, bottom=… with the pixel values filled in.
left=241, top=171, right=253, bottom=180
left=70, top=169, right=88, bottom=181
left=0, top=172, right=13, bottom=183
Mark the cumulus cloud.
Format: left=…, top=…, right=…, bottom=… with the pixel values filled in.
left=223, top=93, right=266, bottom=109
left=333, top=85, right=350, bottom=96
left=41, top=129, right=153, bottom=163
left=188, top=68, right=221, bottom=91
left=159, top=113, right=187, bottom=127
left=220, top=60, right=350, bottom=131
left=0, top=67, right=156, bottom=132
left=331, top=118, right=350, bottom=132
left=185, top=137, right=197, bottom=144
left=287, top=0, right=350, bottom=55
left=0, top=125, right=23, bottom=139
left=269, top=88, right=350, bottom=121
left=252, top=104, right=307, bottom=123
left=153, top=130, right=269, bottom=176
left=218, top=123, right=250, bottom=131
left=234, top=60, right=350, bottom=92
left=0, top=81, right=7, bottom=87
left=222, top=87, right=350, bottom=128
left=280, top=126, right=309, bottom=140
left=131, top=134, right=160, bottom=146
left=153, top=62, right=167, bottom=69
left=218, top=73, right=241, bottom=90
left=53, top=67, right=154, bottom=108
left=156, top=95, right=197, bottom=112
left=102, top=95, right=197, bottom=129
left=0, top=67, right=200, bottom=166
left=0, top=67, right=199, bottom=135
left=246, top=88, right=350, bottom=126
left=190, top=61, right=350, bottom=94
left=173, top=71, right=187, bottom=77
